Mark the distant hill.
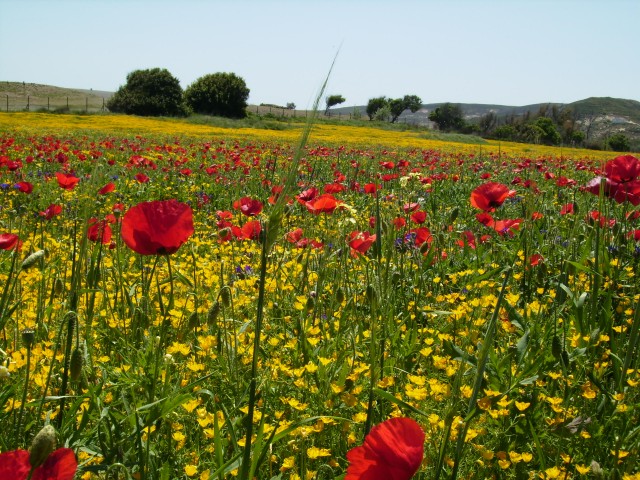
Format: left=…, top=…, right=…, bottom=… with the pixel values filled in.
left=336, top=97, right=640, bottom=146
left=1, top=82, right=638, bottom=147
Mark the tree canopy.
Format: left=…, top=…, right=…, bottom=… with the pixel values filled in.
left=325, top=95, right=346, bottom=114
left=184, top=72, right=250, bottom=118
left=107, top=68, right=186, bottom=117
left=428, top=103, right=466, bottom=132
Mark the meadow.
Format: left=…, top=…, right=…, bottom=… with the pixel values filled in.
left=0, top=112, right=638, bottom=479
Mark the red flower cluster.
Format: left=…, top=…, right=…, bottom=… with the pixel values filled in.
left=584, top=155, right=640, bottom=205
left=345, top=417, right=425, bottom=480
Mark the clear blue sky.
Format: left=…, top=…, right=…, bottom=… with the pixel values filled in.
left=0, top=0, right=638, bottom=108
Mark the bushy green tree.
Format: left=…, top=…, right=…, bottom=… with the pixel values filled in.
left=366, top=97, right=389, bottom=120
left=429, top=103, right=466, bottom=132
left=607, top=133, right=631, bottom=152
left=184, top=72, right=250, bottom=118
left=325, top=94, right=346, bottom=114
left=533, top=117, right=561, bottom=145
left=107, top=68, right=186, bottom=117
left=389, top=95, right=422, bottom=123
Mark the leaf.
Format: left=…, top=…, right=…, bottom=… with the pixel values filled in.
left=442, top=340, right=477, bottom=366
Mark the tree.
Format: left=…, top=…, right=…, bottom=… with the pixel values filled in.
left=107, top=68, right=186, bottom=117
left=366, top=97, right=389, bottom=120
left=478, top=111, right=498, bottom=136
left=389, top=95, right=422, bottom=123
left=325, top=95, right=345, bottom=115
left=428, top=103, right=465, bottom=132
left=533, top=117, right=561, bottom=145
left=184, top=72, right=250, bottom=118
left=607, top=133, right=630, bottom=152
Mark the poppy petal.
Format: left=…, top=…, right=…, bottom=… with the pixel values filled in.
left=0, top=449, right=30, bottom=480
left=32, top=448, right=77, bottom=480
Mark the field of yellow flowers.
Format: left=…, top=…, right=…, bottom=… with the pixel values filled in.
left=0, top=112, right=638, bottom=480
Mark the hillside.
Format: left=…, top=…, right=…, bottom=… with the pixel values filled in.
left=1, top=82, right=638, bottom=148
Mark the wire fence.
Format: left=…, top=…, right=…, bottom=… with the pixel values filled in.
left=2, top=94, right=107, bottom=113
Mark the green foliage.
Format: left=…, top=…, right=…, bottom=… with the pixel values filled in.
left=366, top=97, right=389, bottom=120
left=184, top=72, right=250, bottom=119
left=373, top=104, right=392, bottom=122
left=429, top=103, right=466, bottom=132
left=533, top=117, right=562, bottom=145
left=106, top=68, right=187, bottom=117
left=325, top=94, right=346, bottom=114
left=389, top=95, right=422, bottom=123
left=607, top=133, right=631, bottom=152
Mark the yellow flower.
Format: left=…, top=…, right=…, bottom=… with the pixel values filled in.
left=185, top=465, right=198, bottom=477
left=576, top=464, right=591, bottom=475
left=307, top=447, right=331, bottom=459
left=545, top=466, right=561, bottom=478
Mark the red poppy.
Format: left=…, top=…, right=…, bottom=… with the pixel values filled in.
left=55, top=172, right=79, bottom=191
left=306, top=194, right=339, bottom=215
left=345, top=417, right=425, bottom=480
left=470, top=182, right=516, bottom=212
left=135, top=173, right=150, bottom=183
left=493, top=218, right=522, bottom=237
left=349, top=231, right=376, bottom=255
left=529, top=253, right=544, bottom=266
left=410, top=227, right=432, bottom=246
left=410, top=211, right=426, bottom=224
left=297, top=187, right=318, bottom=204
left=98, top=182, right=115, bottom=195
left=0, top=233, right=21, bottom=251
left=403, top=203, right=420, bottom=213
left=456, top=230, right=477, bottom=249
left=393, top=217, right=407, bottom=229
left=584, top=176, right=640, bottom=206
left=0, top=448, right=77, bottom=480
left=234, top=197, right=263, bottom=217
left=121, top=200, right=194, bottom=255
left=87, top=218, right=113, bottom=244
left=15, top=181, right=33, bottom=194
left=240, top=220, right=261, bottom=240
left=40, top=204, right=63, bottom=220
left=364, top=183, right=381, bottom=195
left=560, top=203, right=575, bottom=215
left=605, top=155, right=640, bottom=183
left=627, top=230, right=640, bottom=242
left=324, top=183, right=346, bottom=194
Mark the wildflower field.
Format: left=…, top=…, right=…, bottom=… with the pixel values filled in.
left=0, top=112, right=639, bottom=479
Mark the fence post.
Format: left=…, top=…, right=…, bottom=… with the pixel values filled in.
left=66, top=97, right=69, bottom=110
left=5, top=95, right=8, bottom=112
left=26, top=96, right=30, bottom=111
left=48, top=97, right=50, bottom=111
left=86, top=97, right=88, bottom=113
left=102, top=98, right=105, bottom=112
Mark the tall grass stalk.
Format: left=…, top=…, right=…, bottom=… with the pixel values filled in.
left=238, top=53, right=338, bottom=480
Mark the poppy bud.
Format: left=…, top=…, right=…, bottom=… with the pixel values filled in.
left=187, top=311, right=199, bottom=330
left=70, top=347, right=83, bottom=381
left=335, top=287, right=345, bottom=304
left=365, top=284, right=377, bottom=307
left=561, top=350, right=570, bottom=369
left=21, top=329, right=35, bottom=349
left=220, top=287, right=231, bottom=307
left=305, top=296, right=315, bottom=313
left=449, top=206, right=459, bottom=223
left=29, top=424, right=57, bottom=469
left=54, top=277, right=64, bottom=296
left=551, top=335, right=562, bottom=360
left=21, top=249, right=45, bottom=270
left=207, top=302, right=220, bottom=326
